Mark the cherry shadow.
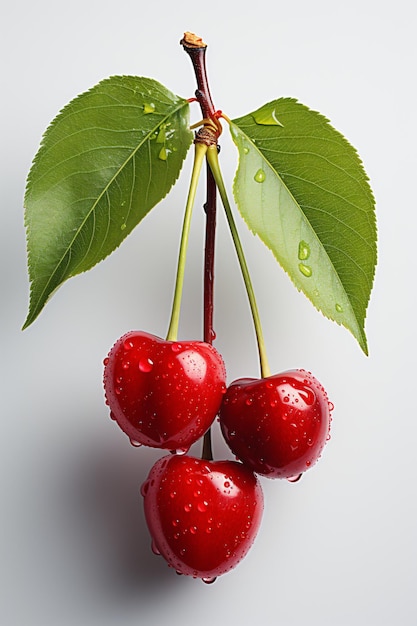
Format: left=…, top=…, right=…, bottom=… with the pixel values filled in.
left=61, top=427, right=184, bottom=604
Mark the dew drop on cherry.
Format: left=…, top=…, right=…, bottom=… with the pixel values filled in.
left=151, top=540, right=161, bottom=555
left=202, top=576, right=217, bottom=584
left=130, top=438, right=142, bottom=448
left=173, top=447, right=189, bottom=456
left=287, top=474, right=303, bottom=483
left=139, top=358, right=153, bottom=373
left=123, top=339, right=134, bottom=351
left=140, top=480, right=150, bottom=496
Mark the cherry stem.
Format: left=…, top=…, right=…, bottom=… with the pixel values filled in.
left=201, top=158, right=218, bottom=462
left=181, top=33, right=218, bottom=461
left=181, top=34, right=216, bottom=120
left=166, top=142, right=207, bottom=342
left=206, top=145, right=271, bottom=379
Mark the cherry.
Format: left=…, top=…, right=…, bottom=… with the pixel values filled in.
left=219, top=369, right=332, bottom=479
left=103, top=331, right=226, bottom=451
left=141, top=454, right=263, bottom=580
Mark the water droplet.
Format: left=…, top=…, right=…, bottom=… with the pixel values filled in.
left=306, top=460, right=312, bottom=467
left=140, top=480, right=150, bottom=496
left=254, top=168, right=266, bottom=183
left=174, top=447, right=189, bottom=456
left=156, top=126, right=166, bottom=143
left=184, top=503, right=192, bottom=513
left=109, top=411, right=116, bottom=421
left=202, top=576, right=217, bottom=584
left=335, top=303, right=343, bottom=313
left=328, top=401, right=335, bottom=412
left=123, top=339, right=134, bottom=351
left=143, top=102, right=155, bottom=114
left=298, top=240, right=311, bottom=261
left=151, top=539, right=160, bottom=555
left=120, top=223, right=127, bottom=231
left=298, top=263, right=313, bottom=277
left=243, top=146, right=249, bottom=154
left=103, top=357, right=109, bottom=366
left=130, top=438, right=142, bottom=448
left=287, top=474, right=303, bottom=483
left=245, top=397, right=253, bottom=406
left=171, top=343, right=182, bottom=353
left=139, top=358, right=153, bottom=373
left=189, top=526, right=198, bottom=535
left=197, top=501, right=208, bottom=512
left=253, top=107, right=283, bottom=126
left=158, top=146, right=168, bottom=161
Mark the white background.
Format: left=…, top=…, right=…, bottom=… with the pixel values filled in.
left=2, top=1, right=416, bottom=624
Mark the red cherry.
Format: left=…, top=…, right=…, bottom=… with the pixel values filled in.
left=103, top=331, right=226, bottom=450
left=219, top=369, right=332, bottom=479
left=142, top=454, right=263, bottom=580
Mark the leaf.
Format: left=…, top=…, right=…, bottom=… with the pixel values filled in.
left=230, top=99, right=377, bottom=354
left=24, top=76, right=193, bottom=328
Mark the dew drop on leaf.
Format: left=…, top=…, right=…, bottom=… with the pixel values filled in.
left=298, top=263, right=313, bottom=278
left=252, top=107, right=283, bottom=127
left=158, top=146, right=168, bottom=161
left=254, top=168, right=266, bottom=183
left=143, top=102, right=156, bottom=114
left=298, top=240, right=311, bottom=261
left=335, top=303, right=343, bottom=313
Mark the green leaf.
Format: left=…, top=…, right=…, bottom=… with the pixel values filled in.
left=230, top=99, right=377, bottom=354
left=24, top=76, right=193, bottom=328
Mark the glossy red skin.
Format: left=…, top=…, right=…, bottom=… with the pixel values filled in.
left=219, top=369, right=332, bottom=479
left=103, top=331, right=226, bottom=450
left=142, top=454, right=264, bottom=579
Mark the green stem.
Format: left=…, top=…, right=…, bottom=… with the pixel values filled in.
left=166, top=142, right=207, bottom=341
left=206, top=145, right=271, bottom=379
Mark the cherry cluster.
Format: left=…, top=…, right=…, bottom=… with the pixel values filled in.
left=103, top=330, right=332, bottom=582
